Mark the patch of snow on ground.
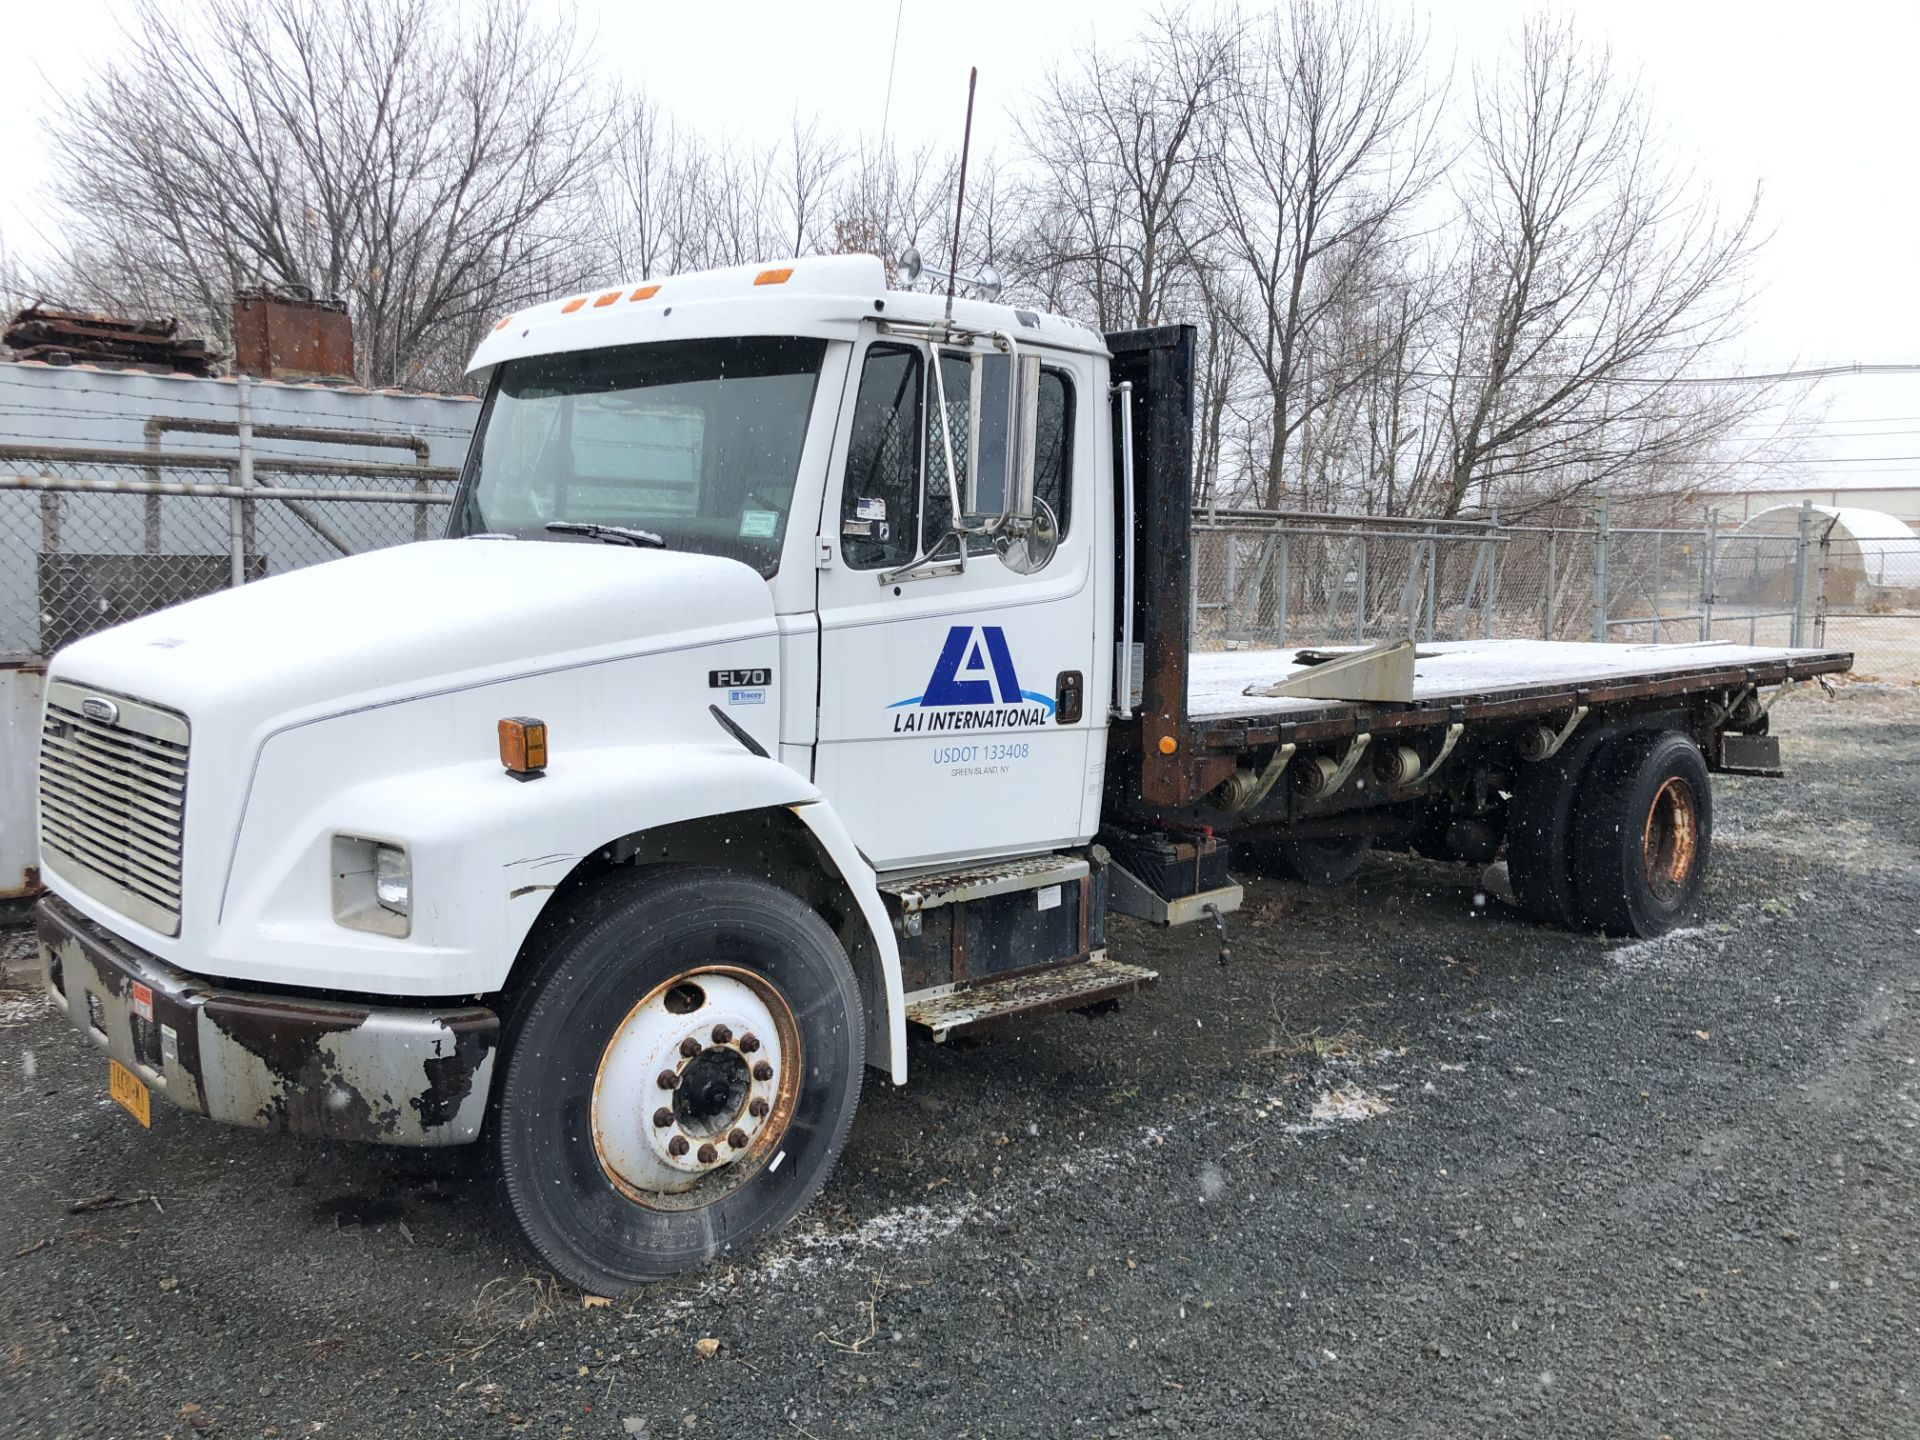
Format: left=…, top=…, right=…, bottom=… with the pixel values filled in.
left=1607, top=926, right=1710, bottom=971
left=752, top=1201, right=975, bottom=1283
left=1302, top=1088, right=1391, bottom=1128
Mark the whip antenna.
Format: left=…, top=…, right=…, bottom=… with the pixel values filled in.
left=945, top=66, right=977, bottom=325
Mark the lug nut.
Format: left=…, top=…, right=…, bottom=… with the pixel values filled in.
left=696, top=1143, right=718, bottom=1164
left=667, top=1135, right=690, bottom=1157
left=679, top=1037, right=701, bottom=1058
left=752, top=1062, right=773, bottom=1082
left=710, top=1023, right=733, bottom=1044
left=656, top=1069, right=679, bottom=1090
left=728, top=1129, right=749, bottom=1149
left=748, top=1098, right=769, bottom=1118
left=738, top=1033, right=761, bottom=1054
left=652, top=1107, right=674, bottom=1128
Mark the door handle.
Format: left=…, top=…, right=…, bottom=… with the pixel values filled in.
left=1055, top=670, right=1084, bottom=725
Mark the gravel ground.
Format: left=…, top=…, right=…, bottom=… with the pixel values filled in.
left=3, top=685, right=1918, bottom=1439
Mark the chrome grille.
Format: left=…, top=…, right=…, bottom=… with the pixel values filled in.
left=37, top=680, right=189, bottom=936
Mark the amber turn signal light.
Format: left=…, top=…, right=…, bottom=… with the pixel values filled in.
left=499, top=717, right=548, bottom=781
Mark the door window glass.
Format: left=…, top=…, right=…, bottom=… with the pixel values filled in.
left=840, top=344, right=923, bottom=570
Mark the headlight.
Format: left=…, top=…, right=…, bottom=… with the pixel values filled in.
left=331, top=835, right=412, bottom=937
left=374, top=845, right=411, bottom=914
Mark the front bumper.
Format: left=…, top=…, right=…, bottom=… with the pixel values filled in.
left=37, top=895, right=498, bottom=1147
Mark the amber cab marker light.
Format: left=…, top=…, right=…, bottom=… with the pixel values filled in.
left=499, top=717, right=549, bottom=781
left=629, top=284, right=661, bottom=301
left=1157, top=735, right=1178, bottom=755
left=754, top=267, right=794, bottom=286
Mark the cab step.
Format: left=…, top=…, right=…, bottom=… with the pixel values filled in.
left=903, top=951, right=1157, bottom=1042
left=877, top=852, right=1089, bottom=913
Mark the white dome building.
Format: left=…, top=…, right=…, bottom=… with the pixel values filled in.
left=1726, top=505, right=1920, bottom=604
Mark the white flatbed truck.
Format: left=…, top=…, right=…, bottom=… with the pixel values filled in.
left=32, top=255, right=1851, bottom=1290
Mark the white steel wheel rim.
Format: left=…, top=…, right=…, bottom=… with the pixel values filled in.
left=591, top=966, right=800, bottom=1210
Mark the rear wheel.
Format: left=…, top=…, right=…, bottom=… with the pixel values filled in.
left=493, top=866, right=863, bottom=1292
left=1504, top=727, right=1613, bottom=925
left=1568, top=731, right=1713, bottom=937
left=1237, top=834, right=1373, bottom=885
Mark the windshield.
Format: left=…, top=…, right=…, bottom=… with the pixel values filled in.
left=450, top=336, right=827, bottom=575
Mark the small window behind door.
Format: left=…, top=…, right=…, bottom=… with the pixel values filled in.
left=1035, top=368, right=1074, bottom=535
left=841, top=344, right=922, bottom=570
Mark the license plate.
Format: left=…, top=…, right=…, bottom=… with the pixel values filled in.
left=108, top=1059, right=151, bottom=1129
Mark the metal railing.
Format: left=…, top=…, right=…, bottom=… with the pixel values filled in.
left=2, top=433, right=457, bottom=659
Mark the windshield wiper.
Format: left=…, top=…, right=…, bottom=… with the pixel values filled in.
left=544, top=521, right=667, bottom=549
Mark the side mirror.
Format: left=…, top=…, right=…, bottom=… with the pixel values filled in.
left=961, top=350, right=1040, bottom=529
left=1008, top=352, right=1040, bottom=525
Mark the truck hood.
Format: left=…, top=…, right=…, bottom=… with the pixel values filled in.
left=48, top=538, right=777, bottom=721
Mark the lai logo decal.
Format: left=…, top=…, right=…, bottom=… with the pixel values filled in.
left=889, top=626, right=1055, bottom=733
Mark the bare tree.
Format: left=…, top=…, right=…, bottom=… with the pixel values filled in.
left=0, top=230, right=28, bottom=314
left=1016, top=10, right=1234, bottom=331
left=42, top=0, right=611, bottom=388
left=1411, top=18, right=1765, bottom=519
left=1203, top=1, right=1439, bottom=509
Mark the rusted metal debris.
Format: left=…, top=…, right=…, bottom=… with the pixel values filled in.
left=3, top=305, right=220, bottom=375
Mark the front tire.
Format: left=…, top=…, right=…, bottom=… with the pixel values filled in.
left=493, top=866, right=864, bottom=1292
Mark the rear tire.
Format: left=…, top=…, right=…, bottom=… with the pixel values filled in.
left=493, top=866, right=864, bottom=1292
left=1568, top=731, right=1713, bottom=937
left=1238, top=834, right=1373, bottom=885
left=1504, top=727, right=1613, bottom=925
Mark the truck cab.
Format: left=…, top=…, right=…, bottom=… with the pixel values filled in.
left=32, top=254, right=1850, bottom=1292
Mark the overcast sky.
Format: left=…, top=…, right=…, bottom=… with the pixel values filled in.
left=2, top=0, right=1916, bottom=490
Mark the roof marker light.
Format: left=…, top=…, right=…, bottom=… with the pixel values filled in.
left=561, top=297, right=587, bottom=313
left=629, top=284, right=660, bottom=301
left=592, top=290, right=621, bottom=307
left=754, top=267, right=794, bottom=287
left=492, top=314, right=513, bottom=331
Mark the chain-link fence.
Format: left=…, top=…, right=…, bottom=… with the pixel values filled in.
left=7, top=455, right=1917, bottom=683
left=2, top=444, right=456, bottom=659
left=1191, top=500, right=1920, bottom=681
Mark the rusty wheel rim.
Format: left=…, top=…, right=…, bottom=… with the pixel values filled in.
left=1641, top=776, right=1700, bottom=904
left=590, top=965, right=803, bottom=1212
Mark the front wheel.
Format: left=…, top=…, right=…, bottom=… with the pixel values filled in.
left=493, top=866, right=864, bottom=1292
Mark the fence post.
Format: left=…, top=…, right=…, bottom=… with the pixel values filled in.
left=1354, top=536, right=1367, bottom=643
left=1790, top=498, right=1812, bottom=646
left=1275, top=532, right=1289, bottom=649
left=1700, top=510, right=1716, bottom=642
left=232, top=375, right=257, bottom=588
left=1544, top=529, right=1558, bottom=639
left=1812, top=506, right=1832, bottom=647
left=1198, top=529, right=1213, bottom=641
left=1424, top=527, right=1438, bottom=642
left=1481, top=522, right=1497, bottom=639
left=1593, top=493, right=1611, bottom=642
left=1652, top=529, right=1664, bottom=641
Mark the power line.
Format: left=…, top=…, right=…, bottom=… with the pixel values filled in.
left=1408, top=361, right=1920, bottom=388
